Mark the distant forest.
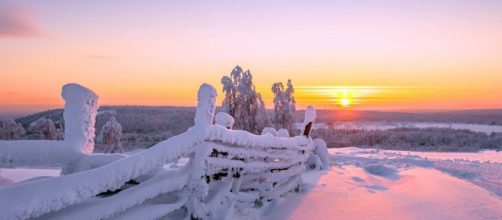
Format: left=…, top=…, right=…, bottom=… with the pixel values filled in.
left=3, top=106, right=502, bottom=152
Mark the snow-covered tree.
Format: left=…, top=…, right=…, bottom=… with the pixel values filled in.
left=220, top=66, right=269, bottom=133
left=221, top=66, right=240, bottom=116
left=0, top=120, right=25, bottom=140
left=272, top=79, right=296, bottom=133
left=28, top=118, right=57, bottom=140
left=98, top=116, right=123, bottom=153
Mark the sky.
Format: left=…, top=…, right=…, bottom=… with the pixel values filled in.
left=1, top=0, right=502, bottom=115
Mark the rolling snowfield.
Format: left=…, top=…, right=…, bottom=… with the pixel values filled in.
left=265, top=148, right=502, bottom=220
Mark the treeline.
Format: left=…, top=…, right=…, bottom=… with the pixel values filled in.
left=311, top=127, right=502, bottom=152
left=297, top=109, right=502, bottom=125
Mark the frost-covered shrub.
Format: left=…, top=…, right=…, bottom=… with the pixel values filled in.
left=98, top=116, right=123, bottom=153
left=220, top=65, right=269, bottom=133
left=261, top=127, right=278, bottom=136
left=277, top=128, right=289, bottom=137
left=0, top=120, right=25, bottom=140
left=272, top=79, right=296, bottom=134
left=27, top=118, right=57, bottom=140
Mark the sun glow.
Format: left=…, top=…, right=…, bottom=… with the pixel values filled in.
left=340, top=98, right=351, bottom=107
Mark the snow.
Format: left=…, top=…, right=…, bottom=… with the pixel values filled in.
left=5, top=81, right=500, bottom=220
left=37, top=169, right=189, bottom=220
left=301, top=106, right=316, bottom=136
left=261, top=127, right=278, bottom=136
left=0, top=140, right=74, bottom=168
left=303, top=106, right=316, bottom=124
left=0, top=168, right=59, bottom=183
left=195, top=83, right=217, bottom=127
left=312, top=138, right=329, bottom=169
left=265, top=147, right=502, bottom=220
left=277, top=128, right=289, bottom=137
left=215, top=112, right=234, bottom=129
left=269, top=166, right=502, bottom=220
left=62, top=83, right=99, bottom=155
left=3, top=82, right=315, bottom=219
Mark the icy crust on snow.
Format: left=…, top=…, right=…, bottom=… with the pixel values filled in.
left=62, top=83, right=99, bottom=155
left=0, top=127, right=205, bottom=220
left=0, top=141, right=72, bottom=168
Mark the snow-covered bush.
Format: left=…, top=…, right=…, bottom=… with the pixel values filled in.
left=261, top=127, right=278, bottom=136
left=220, top=65, right=269, bottom=133
left=0, top=120, right=25, bottom=140
left=215, top=112, right=234, bottom=129
left=272, top=79, right=296, bottom=133
left=27, top=118, right=57, bottom=140
left=98, top=116, right=123, bottom=153
left=277, top=128, right=290, bottom=137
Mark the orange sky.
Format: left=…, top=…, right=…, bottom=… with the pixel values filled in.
left=1, top=1, right=502, bottom=114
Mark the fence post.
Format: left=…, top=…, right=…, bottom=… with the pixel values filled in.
left=61, top=83, right=99, bottom=155
left=302, top=106, right=316, bottom=137
left=194, top=83, right=217, bottom=128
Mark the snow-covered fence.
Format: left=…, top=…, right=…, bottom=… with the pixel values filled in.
left=0, top=83, right=323, bottom=220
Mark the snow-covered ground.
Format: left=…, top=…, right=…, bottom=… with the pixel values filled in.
left=298, top=122, right=502, bottom=134
left=0, top=168, right=59, bottom=184
left=266, top=148, right=502, bottom=220
left=1, top=148, right=501, bottom=219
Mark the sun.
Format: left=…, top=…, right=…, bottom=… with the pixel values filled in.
left=340, top=98, right=350, bottom=107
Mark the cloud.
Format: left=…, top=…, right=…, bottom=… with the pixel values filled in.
left=0, top=6, right=43, bottom=38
